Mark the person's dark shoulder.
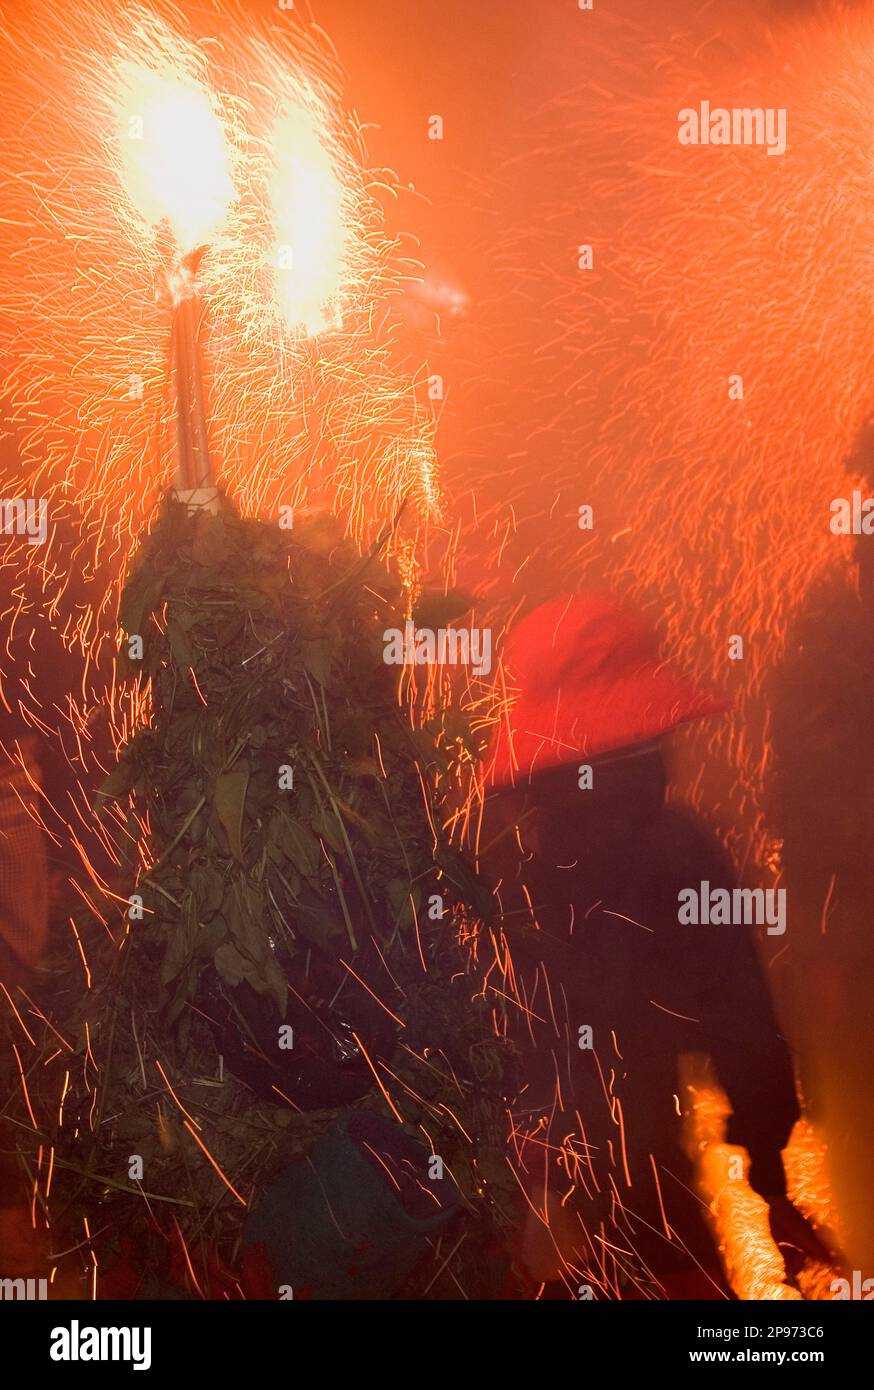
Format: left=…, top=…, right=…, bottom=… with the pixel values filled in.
left=634, top=804, right=736, bottom=904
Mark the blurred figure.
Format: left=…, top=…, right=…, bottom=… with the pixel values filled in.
left=480, top=594, right=803, bottom=1295
left=771, top=418, right=874, bottom=1273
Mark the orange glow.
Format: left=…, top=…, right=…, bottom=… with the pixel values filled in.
left=114, top=48, right=234, bottom=255
left=268, top=97, right=349, bottom=337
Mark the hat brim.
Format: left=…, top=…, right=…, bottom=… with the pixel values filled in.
left=488, top=663, right=728, bottom=787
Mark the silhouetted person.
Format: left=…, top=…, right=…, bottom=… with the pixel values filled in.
left=481, top=594, right=803, bottom=1296
left=770, top=417, right=874, bottom=1273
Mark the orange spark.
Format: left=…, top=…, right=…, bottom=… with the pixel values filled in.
left=351, top=1030, right=404, bottom=1124
left=182, top=1118, right=247, bottom=1206
left=155, top=1058, right=202, bottom=1132
left=12, top=1042, right=38, bottom=1128
left=0, top=981, right=36, bottom=1045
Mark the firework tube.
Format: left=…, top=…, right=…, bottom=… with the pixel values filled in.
left=168, top=252, right=217, bottom=508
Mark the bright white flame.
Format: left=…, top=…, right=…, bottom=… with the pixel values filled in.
left=268, top=100, right=348, bottom=337
left=116, top=59, right=234, bottom=254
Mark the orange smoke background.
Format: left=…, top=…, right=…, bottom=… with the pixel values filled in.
left=1, top=0, right=872, bottom=1292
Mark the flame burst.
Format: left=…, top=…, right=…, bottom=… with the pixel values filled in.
left=268, top=97, right=350, bottom=336
left=0, top=0, right=441, bottom=858
left=114, top=37, right=236, bottom=256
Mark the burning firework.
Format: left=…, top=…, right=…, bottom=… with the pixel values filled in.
left=0, top=0, right=507, bottom=1307
left=0, top=0, right=441, bottom=881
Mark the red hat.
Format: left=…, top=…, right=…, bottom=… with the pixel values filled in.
left=488, top=593, right=727, bottom=787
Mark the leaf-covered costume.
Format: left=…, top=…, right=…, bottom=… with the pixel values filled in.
left=11, top=497, right=513, bottom=1298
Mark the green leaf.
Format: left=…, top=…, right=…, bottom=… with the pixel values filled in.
left=271, top=815, right=321, bottom=877
left=194, top=916, right=227, bottom=960
left=214, top=941, right=249, bottom=988
left=160, top=894, right=198, bottom=986
left=311, top=805, right=346, bottom=857
left=258, top=953, right=288, bottom=1016
left=94, top=754, right=136, bottom=810
left=166, top=616, right=196, bottom=671
left=214, top=763, right=250, bottom=862
left=226, top=880, right=268, bottom=963
left=300, top=634, right=337, bottom=687
left=214, top=941, right=286, bottom=1015
left=193, top=719, right=228, bottom=775
left=190, top=864, right=225, bottom=921
left=119, top=564, right=163, bottom=638
left=163, top=962, right=197, bottom=1029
